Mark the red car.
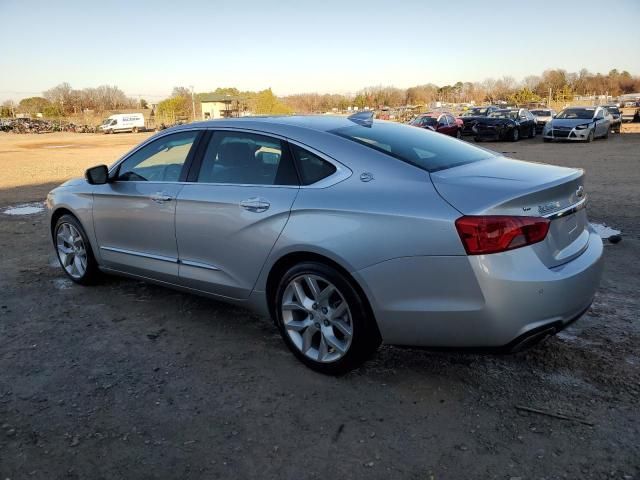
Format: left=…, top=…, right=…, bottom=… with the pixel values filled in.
left=409, top=112, right=463, bottom=138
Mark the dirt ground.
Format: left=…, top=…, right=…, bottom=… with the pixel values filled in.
left=0, top=129, right=638, bottom=479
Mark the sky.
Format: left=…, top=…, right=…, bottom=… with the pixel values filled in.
left=1, top=0, right=639, bottom=102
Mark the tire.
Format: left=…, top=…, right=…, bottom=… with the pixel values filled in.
left=604, top=128, right=609, bottom=139
left=529, top=125, right=536, bottom=138
left=456, top=129, right=462, bottom=139
left=511, top=128, right=520, bottom=142
left=53, top=214, right=101, bottom=285
left=543, top=138, right=551, bottom=143
left=274, top=262, right=381, bottom=375
left=474, top=136, right=481, bottom=142
left=132, top=126, right=138, bottom=133
left=586, top=130, right=594, bottom=143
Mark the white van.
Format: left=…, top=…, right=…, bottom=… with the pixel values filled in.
left=99, top=113, right=145, bottom=134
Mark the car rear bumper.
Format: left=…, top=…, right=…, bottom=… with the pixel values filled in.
left=354, top=229, right=603, bottom=348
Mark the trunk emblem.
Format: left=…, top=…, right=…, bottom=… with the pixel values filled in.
left=576, top=186, right=584, bottom=198
left=538, top=201, right=561, bottom=215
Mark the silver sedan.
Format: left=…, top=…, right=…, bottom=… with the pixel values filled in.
left=47, top=113, right=604, bottom=374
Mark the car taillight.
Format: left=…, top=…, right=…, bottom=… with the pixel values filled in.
left=455, top=215, right=550, bottom=255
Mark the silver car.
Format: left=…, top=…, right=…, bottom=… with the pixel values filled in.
left=543, top=106, right=610, bottom=142
left=48, top=113, right=604, bottom=374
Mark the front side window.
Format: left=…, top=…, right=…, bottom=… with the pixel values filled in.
left=290, top=145, right=337, bottom=185
left=197, top=131, right=297, bottom=185
left=116, top=130, right=199, bottom=182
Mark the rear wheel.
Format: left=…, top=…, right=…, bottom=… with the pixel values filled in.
left=474, top=136, right=481, bottom=142
left=543, top=138, right=552, bottom=143
left=274, top=262, right=380, bottom=375
left=456, top=129, right=462, bottom=139
left=54, top=214, right=101, bottom=285
left=529, top=125, right=536, bottom=138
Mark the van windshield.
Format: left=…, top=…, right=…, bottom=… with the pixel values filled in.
left=329, top=121, right=493, bottom=172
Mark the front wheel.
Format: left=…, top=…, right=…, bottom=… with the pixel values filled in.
left=529, top=125, right=536, bottom=138
left=586, top=130, right=594, bottom=143
left=456, top=129, right=462, bottom=139
left=511, top=128, right=520, bottom=142
left=274, top=262, right=380, bottom=375
left=54, top=214, right=101, bottom=285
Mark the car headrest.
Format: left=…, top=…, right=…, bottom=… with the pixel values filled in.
left=218, top=142, right=254, bottom=167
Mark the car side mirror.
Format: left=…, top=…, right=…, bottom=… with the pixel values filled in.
left=85, top=165, right=109, bottom=185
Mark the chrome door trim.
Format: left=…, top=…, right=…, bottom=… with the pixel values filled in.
left=100, top=246, right=178, bottom=263
left=179, top=259, right=221, bottom=271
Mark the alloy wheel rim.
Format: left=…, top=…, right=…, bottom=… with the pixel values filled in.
left=281, top=274, right=353, bottom=363
left=56, top=223, right=87, bottom=279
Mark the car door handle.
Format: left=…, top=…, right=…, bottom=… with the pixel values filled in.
left=150, top=192, right=173, bottom=203
left=239, top=197, right=270, bottom=213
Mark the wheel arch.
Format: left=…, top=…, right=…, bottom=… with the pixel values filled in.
left=265, top=251, right=381, bottom=341
left=50, top=207, right=76, bottom=238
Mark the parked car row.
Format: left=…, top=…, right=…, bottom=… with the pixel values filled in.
left=409, top=104, right=623, bottom=143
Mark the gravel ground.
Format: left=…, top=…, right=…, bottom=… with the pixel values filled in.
left=0, top=131, right=638, bottom=479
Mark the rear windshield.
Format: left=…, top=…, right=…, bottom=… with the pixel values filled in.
left=531, top=110, right=550, bottom=116
left=329, top=121, right=493, bottom=172
left=556, top=108, right=595, bottom=120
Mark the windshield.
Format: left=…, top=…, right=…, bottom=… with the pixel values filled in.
left=101, top=118, right=112, bottom=125
left=531, top=110, right=550, bottom=116
left=488, top=111, right=518, bottom=119
left=330, top=121, right=493, bottom=172
left=462, top=108, right=487, bottom=117
left=556, top=108, right=595, bottom=120
left=606, top=107, right=620, bottom=114
left=411, top=116, right=437, bottom=127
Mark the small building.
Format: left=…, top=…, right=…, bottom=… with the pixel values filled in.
left=200, top=94, right=245, bottom=120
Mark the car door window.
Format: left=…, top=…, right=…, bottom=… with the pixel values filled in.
left=197, top=131, right=298, bottom=185
left=116, top=131, right=198, bottom=182
left=446, top=115, right=456, bottom=125
left=290, top=144, right=337, bottom=185
left=438, top=116, right=448, bottom=126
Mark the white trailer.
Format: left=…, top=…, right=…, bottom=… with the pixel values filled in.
left=99, top=113, right=145, bottom=134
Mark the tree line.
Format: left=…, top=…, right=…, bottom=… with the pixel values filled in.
left=1, top=68, right=638, bottom=119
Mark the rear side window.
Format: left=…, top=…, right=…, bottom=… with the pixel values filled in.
left=197, top=131, right=298, bottom=185
left=330, top=121, right=493, bottom=172
left=290, top=145, right=336, bottom=185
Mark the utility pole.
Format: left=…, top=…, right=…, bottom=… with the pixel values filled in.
left=190, top=85, right=196, bottom=122
left=548, top=87, right=552, bottom=107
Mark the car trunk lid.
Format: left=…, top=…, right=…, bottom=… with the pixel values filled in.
left=431, top=156, right=589, bottom=267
